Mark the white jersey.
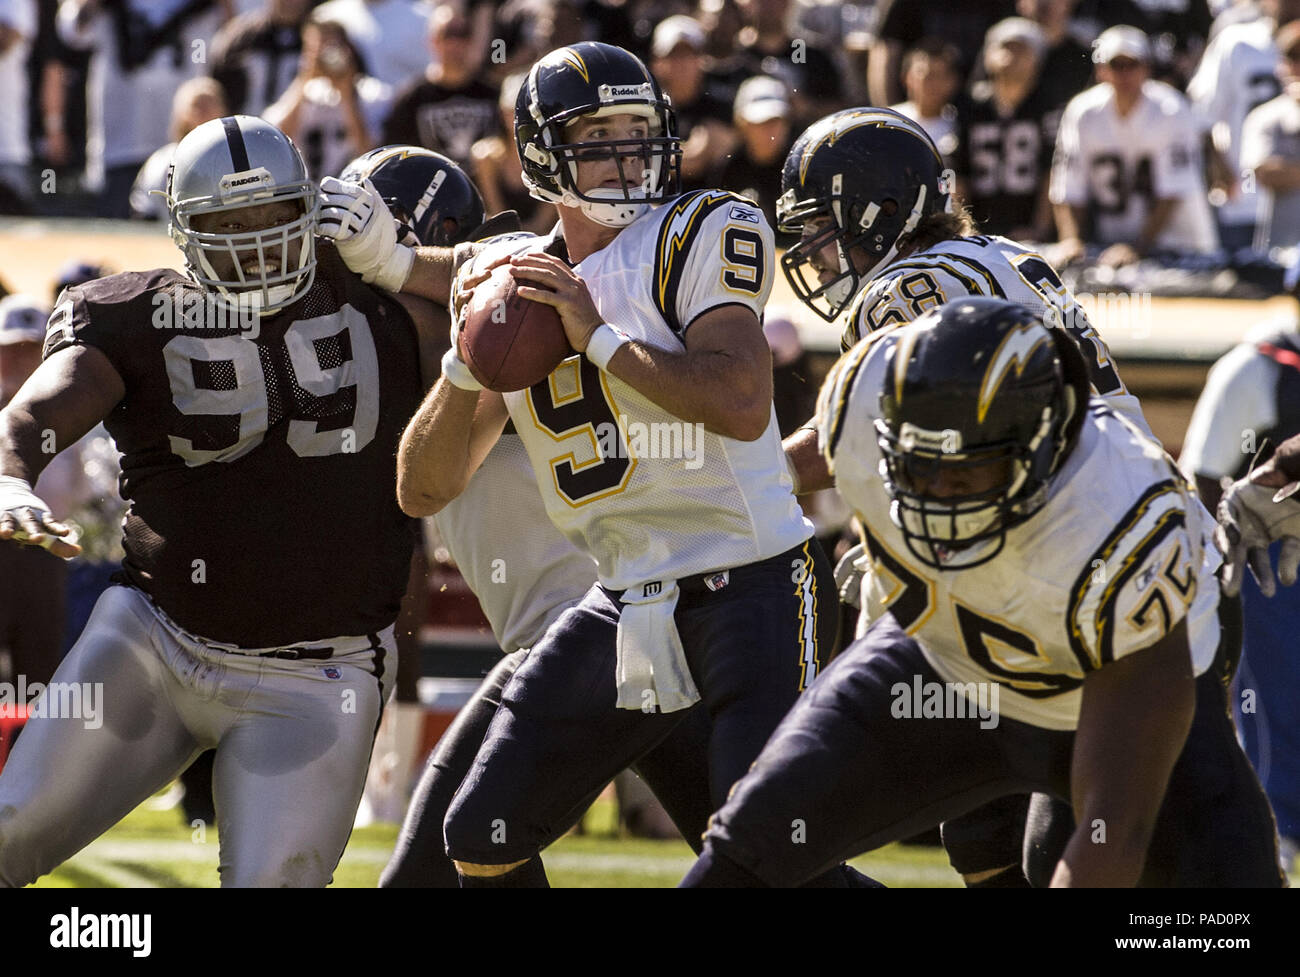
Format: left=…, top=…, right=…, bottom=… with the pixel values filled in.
left=0, top=0, right=36, bottom=166
left=1187, top=18, right=1281, bottom=227
left=57, top=0, right=227, bottom=182
left=433, top=431, right=595, bottom=653
left=839, top=234, right=1151, bottom=436
left=817, top=334, right=1222, bottom=730
left=467, top=190, right=813, bottom=591
left=1050, top=80, right=1220, bottom=254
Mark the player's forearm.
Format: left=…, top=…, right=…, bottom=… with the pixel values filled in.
left=396, top=380, right=501, bottom=516
left=783, top=425, right=833, bottom=494
left=1053, top=624, right=1195, bottom=886
left=0, top=347, right=122, bottom=485
left=1053, top=202, right=1084, bottom=243
left=1251, top=157, right=1300, bottom=192
left=400, top=247, right=457, bottom=305
left=1134, top=198, right=1179, bottom=255
left=605, top=342, right=771, bottom=441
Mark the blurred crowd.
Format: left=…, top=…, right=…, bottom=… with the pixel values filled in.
left=2, top=0, right=1300, bottom=265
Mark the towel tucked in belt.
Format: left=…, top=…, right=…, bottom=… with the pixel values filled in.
left=615, top=580, right=700, bottom=713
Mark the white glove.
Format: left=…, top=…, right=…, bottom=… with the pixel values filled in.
left=1215, top=476, right=1300, bottom=598
left=317, top=176, right=414, bottom=292
left=833, top=541, right=869, bottom=610
left=0, top=475, right=81, bottom=557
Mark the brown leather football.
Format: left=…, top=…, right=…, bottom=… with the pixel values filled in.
left=457, top=264, right=573, bottom=392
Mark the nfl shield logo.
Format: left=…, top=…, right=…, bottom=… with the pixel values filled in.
left=323, top=666, right=342, bottom=680
left=704, top=572, right=729, bottom=592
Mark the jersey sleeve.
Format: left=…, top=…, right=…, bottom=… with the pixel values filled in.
left=1150, top=100, right=1203, bottom=200
left=654, top=190, right=774, bottom=340
left=1239, top=100, right=1278, bottom=172
left=1048, top=98, right=1088, bottom=207
left=1068, top=479, right=1203, bottom=670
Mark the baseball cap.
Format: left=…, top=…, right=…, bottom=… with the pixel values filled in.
left=1092, top=25, right=1151, bottom=64
left=985, top=17, right=1047, bottom=59
left=735, top=75, right=790, bottom=125
left=651, top=15, right=706, bottom=59
left=0, top=294, right=51, bottom=346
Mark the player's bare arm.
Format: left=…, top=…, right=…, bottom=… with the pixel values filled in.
left=0, top=344, right=123, bottom=557
left=396, top=380, right=508, bottom=517
left=1052, top=620, right=1195, bottom=887
left=782, top=426, right=832, bottom=495
left=509, top=252, right=772, bottom=441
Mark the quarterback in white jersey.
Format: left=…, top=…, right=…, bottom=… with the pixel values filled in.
left=1050, top=26, right=1219, bottom=262
left=322, top=42, right=853, bottom=888
left=681, top=299, right=1283, bottom=888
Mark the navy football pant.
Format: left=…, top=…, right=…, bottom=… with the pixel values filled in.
left=443, top=541, right=836, bottom=866
left=379, top=649, right=715, bottom=887
left=686, top=611, right=1283, bottom=887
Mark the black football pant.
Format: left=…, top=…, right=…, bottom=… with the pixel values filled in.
left=379, top=648, right=715, bottom=887
left=443, top=541, right=839, bottom=869
left=684, top=608, right=1282, bottom=887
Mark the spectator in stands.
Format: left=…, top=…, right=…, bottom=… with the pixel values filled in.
left=1018, top=0, right=1095, bottom=112
left=312, top=0, right=432, bottom=89
left=1179, top=310, right=1300, bottom=880
left=649, top=15, right=736, bottom=191
left=869, top=0, right=1016, bottom=106
left=56, top=0, right=229, bottom=218
left=208, top=0, right=310, bottom=117
left=129, top=77, right=227, bottom=220
left=0, top=294, right=83, bottom=687
left=733, top=0, right=845, bottom=126
left=469, top=73, right=554, bottom=235
left=1189, top=0, right=1300, bottom=252
left=709, top=75, right=793, bottom=240
left=1241, top=20, right=1300, bottom=251
left=265, top=17, right=391, bottom=180
left=1104, top=0, right=1214, bottom=88
left=0, top=0, right=37, bottom=214
left=891, top=37, right=962, bottom=160
left=953, top=17, right=1059, bottom=240
left=381, top=3, right=498, bottom=171
left=696, top=0, right=749, bottom=94
left=1050, top=24, right=1220, bottom=267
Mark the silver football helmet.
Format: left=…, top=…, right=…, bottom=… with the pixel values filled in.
left=166, top=116, right=319, bottom=315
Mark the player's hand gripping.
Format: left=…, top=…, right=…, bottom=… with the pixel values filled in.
left=317, top=176, right=414, bottom=292
left=508, top=253, right=603, bottom=352
left=1216, top=459, right=1300, bottom=598
left=0, top=475, right=81, bottom=558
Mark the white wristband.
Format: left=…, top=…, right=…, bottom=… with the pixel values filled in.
left=441, top=348, right=484, bottom=391
left=585, top=323, right=628, bottom=371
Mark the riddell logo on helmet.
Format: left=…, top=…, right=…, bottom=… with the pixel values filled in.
left=599, top=83, right=653, bottom=101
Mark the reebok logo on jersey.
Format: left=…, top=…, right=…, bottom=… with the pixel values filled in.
left=728, top=206, right=760, bottom=224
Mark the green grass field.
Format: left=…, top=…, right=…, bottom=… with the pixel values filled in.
left=28, top=792, right=965, bottom=888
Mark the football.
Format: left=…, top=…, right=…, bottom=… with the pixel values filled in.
left=457, top=264, right=573, bottom=392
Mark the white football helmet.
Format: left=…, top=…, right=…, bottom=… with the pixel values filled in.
left=166, top=116, right=319, bottom=315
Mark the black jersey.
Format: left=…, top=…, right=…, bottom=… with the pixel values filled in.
left=42, top=243, right=423, bottom=647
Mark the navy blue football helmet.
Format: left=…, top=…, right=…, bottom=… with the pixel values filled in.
left=876, top=298, right=1087, bottom=569
left=515, top=42, right=680, bottom=227
left=341, top=145, right=486, bottom=247
left=778, top=108, right=953, bottom=322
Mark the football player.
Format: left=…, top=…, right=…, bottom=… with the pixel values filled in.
left=681, top=299, right=1283, bottom=887
left=342, top=145, right=717, bottom=888
left=0, top=116, right=445, bottom=887
left=319, top=41, right=850, bottom=888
